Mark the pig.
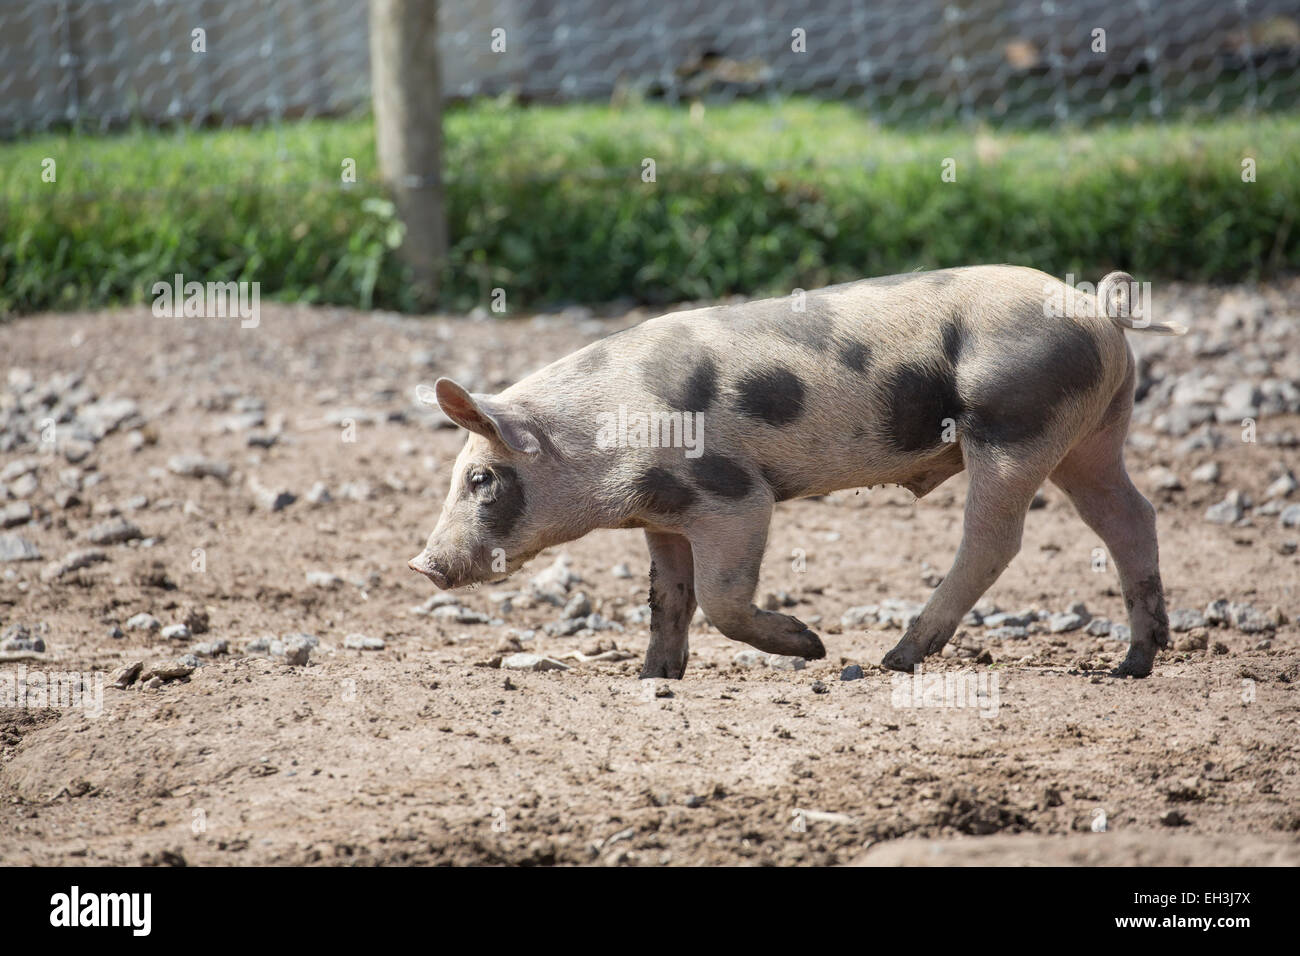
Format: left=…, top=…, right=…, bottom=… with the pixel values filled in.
left=409, top=266, right=1185, bottom=679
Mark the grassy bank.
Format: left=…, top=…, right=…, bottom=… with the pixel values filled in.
left=1, top=100, right=1296, bottom=317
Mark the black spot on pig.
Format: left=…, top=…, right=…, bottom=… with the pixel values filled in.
left=963, top=321, right=1104, bottom=445
left=633, top=468, right=698, bottom=515
left=879, top=361, right=964, bottom=452
left=735, top=366, right=805, bottom=426
left=480, top=466, right=527, bottom=538
left=839, top=340, right=871, bottom=372
left=941, top=317, right=965, bottom=364
left=761, top=465, right=802, bottom=502
left=645, top=348, right=718, bottom=413
left=678, top=357, right=719, bottom=411
left=690, top=454, right=753, bottom=499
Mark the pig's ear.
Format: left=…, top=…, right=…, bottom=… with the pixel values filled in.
left=433, top=378, right=541, bottom=455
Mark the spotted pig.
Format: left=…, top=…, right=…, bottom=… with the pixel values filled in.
left=409, top=265, right=1185, bottom=679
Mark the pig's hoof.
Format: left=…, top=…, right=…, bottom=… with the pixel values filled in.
left=798, top=628, right=827, bottom=660
left=881, top=642, right=925, bottom=673
left=640, top=661, right=687, bottom=680
left=1111, top=647, right=1156, bottom=678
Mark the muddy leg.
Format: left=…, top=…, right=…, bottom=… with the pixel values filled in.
left=641, top=530, right=696, bottom=679
left=882, top=446, right=1047, bottom=672
left=1051, top=429, right=1168, bottom=678
left=688, top=507, right=826, bottom=660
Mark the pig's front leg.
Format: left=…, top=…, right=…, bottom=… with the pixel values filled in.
left=688, top=508, right=827, bottom=661
left=641, top=530, right=696, bottom=679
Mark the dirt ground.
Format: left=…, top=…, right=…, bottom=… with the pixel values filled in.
left=1, top=279, right=1298, bottom=866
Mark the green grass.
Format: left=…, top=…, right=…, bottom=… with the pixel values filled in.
left=1, top=99, right=1297, bottom=317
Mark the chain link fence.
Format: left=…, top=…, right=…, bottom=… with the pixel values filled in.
left=4, top=0, right=1298, bottom=138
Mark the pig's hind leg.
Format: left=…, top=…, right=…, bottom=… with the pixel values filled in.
left=882, top=442, right=1052, bottom=672
left=687, top=506, right=827, bottom=661
left=641, top=530, right=697, bottom=679
left=1049, top=411, right=1168, bottom=678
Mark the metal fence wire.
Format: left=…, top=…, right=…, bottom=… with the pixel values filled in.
left=2, top=0, right=1298, bottom=144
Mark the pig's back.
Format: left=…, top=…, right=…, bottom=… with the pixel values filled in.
left=523, top=265, right=1130, bottom=501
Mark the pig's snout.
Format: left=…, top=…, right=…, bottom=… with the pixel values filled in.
left=408, top=551, right=450, bottom=589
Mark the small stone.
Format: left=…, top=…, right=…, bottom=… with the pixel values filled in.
left=167, top=455, right=231, bottom=480
left=0, top=457, right=40, bottom=484
left=1146, top=466, right=1183, bottom=491
left=305, top=570, right=343, bottom=589
left=622, top=604, right=652, bottom=625
left=181, top=606, right=210, bottom=635
left=1205, top=490, right=1246, bottom=525
left=343, top=633, right=385, bottom=651
left=0, top=624, right=44, bottom=654
left=986, top=626, right=1030, bottom=640
left=161, top=624, right=191, bottom=641
left=40, top=547, right=108, bottom=581
left=1204, top=598, right=1233, bottom=626
left=8, top=473, right=38, bottom=499
left=306, top=482, right=333, bottom=505
left=1169, top=608, right=1207, bottom=632
left=562, top=591, right=592, bottom=620
left=1048, top=612, right=1087, bottom=633
left=1231, top=603, right=1276, bottom=634
left=501, top=652, right=569, bottom=672
left=811, top=680, right=829, bottom=694
left=1279, top=504, right=1300, bottom=529
left=529, top=554, right=580, bottom=603
left=433, top=605, right=491, bottom=625
left=282, top=636, right=313, bottom=666
left=733, top=650, right=767, bottom=668
left=1085, top=618, right=1113, bottom=637
left=1110, top=624, right=1132, bottom=643
left=126, top=612, right=162, bottom=632
left=610, top=563, right=633, bottom=579
left=61, top=439, right=95, bottom=463
left=193, top=639, right=229, bottom=657
left=983, top=611, right=1035, bottom=628
left=1265, top=470, right=1297, bottom=500
left=109, top=661, right=143, bottom=689
left=839, top=664, right=865, bottom=681
left=0, top=502, right=33, bottom=528
left=0, top=533, right=41, bottom=562
left=840, top=605, right=879, bottom=629
left=139, top=659, right=195, bottom=683
left=1160, top=809, right=1191, bottom=827
left=1190, top=461, right=1221, bottom=484
left=85, top=517, right=143, bottom=546
left=766, top=654, right=806, bottom=671
left=1174, top=632, right=1209, bottom=652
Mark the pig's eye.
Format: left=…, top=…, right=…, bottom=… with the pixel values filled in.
left=469, top=470, right=494, bottom=492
